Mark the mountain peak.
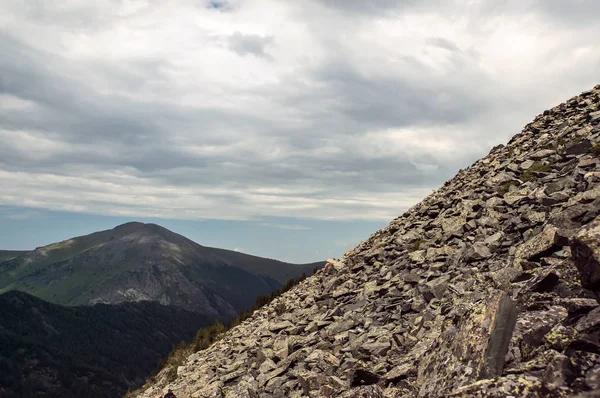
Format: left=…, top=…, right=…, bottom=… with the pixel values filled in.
left=107, top=222, right=192, bottom=247
left=0, top=221, right=323, bottom=316
left=113, top=221, right=146, bottom=229
left=112, top=221, right=170, bottom=234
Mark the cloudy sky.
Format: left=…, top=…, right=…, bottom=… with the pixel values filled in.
left=0, top=0, right=599, bottom=262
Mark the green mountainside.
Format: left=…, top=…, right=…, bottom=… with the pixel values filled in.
left=0, top=250, right=29, bottom=263
left=0, top=222, right=323, bottom=317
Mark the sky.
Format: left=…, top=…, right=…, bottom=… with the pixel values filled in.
left=0, top=0, right=599, bottom=262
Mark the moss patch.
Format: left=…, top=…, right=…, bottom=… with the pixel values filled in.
left=408, top=240, right=425, bottom=252
left=499, top=180, right=520, bottom=194
left=520, top=163, right=553, bottom=182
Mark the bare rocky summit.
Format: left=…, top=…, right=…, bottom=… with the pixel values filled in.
left=135, top=86, right=600, bottom=397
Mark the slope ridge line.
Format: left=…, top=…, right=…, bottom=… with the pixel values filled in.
left=136, top=85, right=600, bottom=398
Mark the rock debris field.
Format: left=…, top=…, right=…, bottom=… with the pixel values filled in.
left=136, top=86, right=600, bottom=397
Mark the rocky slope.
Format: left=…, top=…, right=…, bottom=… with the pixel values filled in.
left=0, top=290, right=214, bottom=398
left=0, top=222, right=322, bottom=317
left=135, top=86, right=600, bottom=397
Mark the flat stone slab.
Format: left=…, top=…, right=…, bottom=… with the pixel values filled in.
left=572, top=216, right=600, bottom=291
left=417, top=290, right=517, bottom=397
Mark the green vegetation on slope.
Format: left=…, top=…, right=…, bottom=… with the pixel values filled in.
left=0, top=222, right=325, bottom=317
left=520, top=162, right=553, bottom=182
left=0, top=250, right=29, bottom=263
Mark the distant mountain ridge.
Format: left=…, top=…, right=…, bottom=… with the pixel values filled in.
left=0, top=290, right=214, bottom=398
left=0, top=222, right=323, bottom=317
left=0, top=250, right=29, bottom=263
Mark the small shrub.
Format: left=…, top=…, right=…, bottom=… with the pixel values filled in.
left=166, top=366, right=178, bottom=382
left=274, top=301, right=287, bottom=315
left=520, top=162, right=552, bottom=182
left=192, top=322, right=226, bottom=352
left=159, top=341, right=191, bottom=381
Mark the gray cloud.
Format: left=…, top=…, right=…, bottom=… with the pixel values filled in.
left=228, top=31, right=273, bottom=59
left=476, top=0, right=600, bottom=28
left=540, top=0, right=600, bottom=23
left=310, top=0, right=432, bottom=16
left=0, top=0, right=599, bottom=221
left=312, top=0, right=400, bottom=14
left=426, top=37, right=460, bottom=52
left=313, top=0, right=600, bottom=33
left=257, top=223, right=312, bottom=230
left=311, top=59, right=489, bottom=129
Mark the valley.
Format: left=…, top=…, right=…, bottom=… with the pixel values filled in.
left=0, top=223, right=322, bottom=398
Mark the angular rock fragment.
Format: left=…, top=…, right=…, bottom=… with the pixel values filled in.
left=461, top=243, right=492, bottom=263
left=566, top=139, right=592, bottom=155
left=572, top=216, right=600, bottom=292
left=575, top=307, right=600, bottom=333
left=530, top=149, right=556, bottom=159
left=383, top=362, right=412, bottom=384
left=417, top=290, right=517, bottom=397
left=505, top=306, right=568, bottom=364
left=578, top=158, right=600, bottom=168
left=359, top=341, right=391, bottom=357
left=515, top=225, right=565, bottom=260
left=551, top=197, right=600, bottom=231
left=339, top=385, right=384, bottom=398
left=585, top=366, right=600, bottom=390
left=558, top=297, right=599, bottom=314
left=441, top=216, right=467, bottom=233
left=425, top=275, right=450, bottom=300
left=526, top=266, right=560, bottom=293
left=543, top=325, right=578, bottom=351
left=448, top=374, right=570, bottom=397
left=484, top=231, right=504, bottom=246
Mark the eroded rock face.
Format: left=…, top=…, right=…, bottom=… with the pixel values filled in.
left=135, top=86, right=600, bottom=397
left=572, top=217, right=600, bottom=292
left=417, top=290, right=517, bottom=397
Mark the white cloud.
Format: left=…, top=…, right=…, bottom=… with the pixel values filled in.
left=0, top=0, right=598, bottom=222
left=4, top=209, right=46, bottom=220
left=257, top=223, right=312, bottom=231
